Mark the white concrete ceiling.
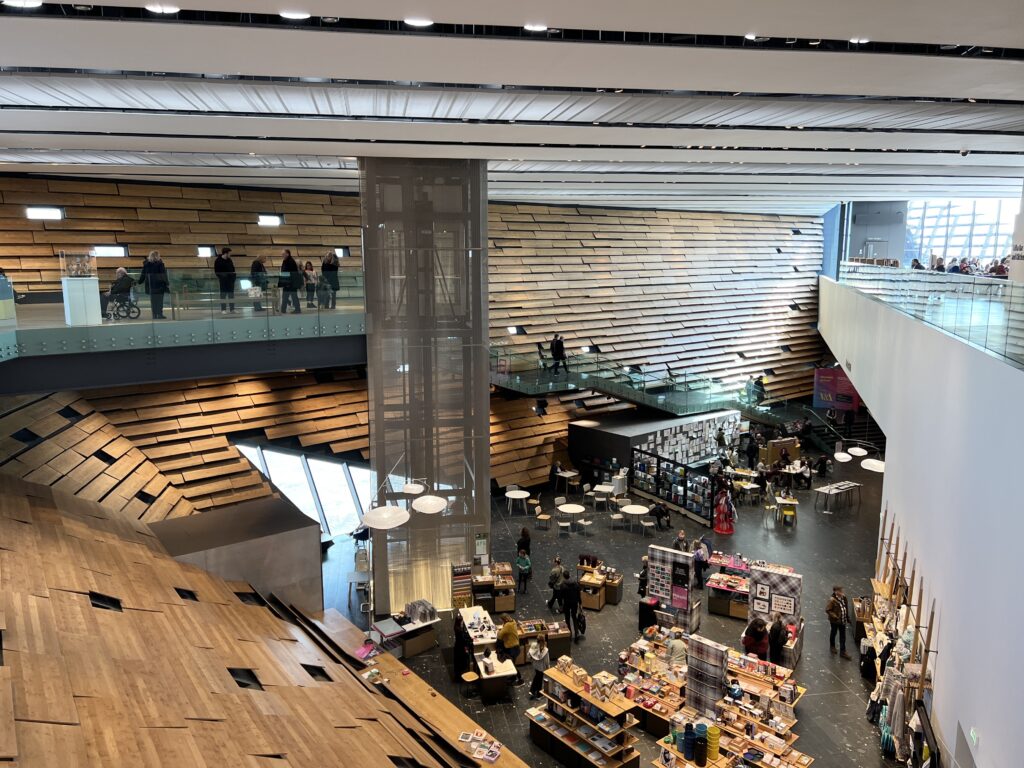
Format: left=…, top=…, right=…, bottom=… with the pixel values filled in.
left=0, top=6, right=1021, bottom=214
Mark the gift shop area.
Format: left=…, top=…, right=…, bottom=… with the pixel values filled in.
left=1, top=3, right=1022, bottom=768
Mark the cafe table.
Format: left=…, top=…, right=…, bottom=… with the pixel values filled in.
left=505, top=489, right=530, bottom=515
left=620, top=503, right=650, bottom=532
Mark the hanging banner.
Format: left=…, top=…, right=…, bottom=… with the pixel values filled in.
left=813, top=368, right=860, bottom=411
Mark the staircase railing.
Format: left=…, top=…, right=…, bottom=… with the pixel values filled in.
left=800, top=405, right=882, bottom=456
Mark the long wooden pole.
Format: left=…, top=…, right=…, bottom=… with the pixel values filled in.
left=896, top=549, right=908, bottom=607
left=910, top=581, right=924, bottom=664
left=875, top=507, right=889, bottom=579
left=901, top=561, right=917, bottom=633
left=917, top=598, right=936, bottom=700
left=887, top=531, right=902, bottom=597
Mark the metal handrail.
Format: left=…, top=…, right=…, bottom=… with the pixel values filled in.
left=799, top=405, right=881, bottom=456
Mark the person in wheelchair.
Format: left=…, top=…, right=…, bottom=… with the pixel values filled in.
left=102, top=267, right=139, bottom=320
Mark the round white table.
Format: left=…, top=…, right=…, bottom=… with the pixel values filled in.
left=557, top=503, right=586, bottom=532
left=555, top=470, right=579, bottom=495
left=620, top=504, right=650, bottom=532
left=506, top=489, right=530, bottom=515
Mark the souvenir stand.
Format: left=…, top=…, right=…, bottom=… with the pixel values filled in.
left=685, top=635, right=729, bottom=716
left=746, top=563, right=805, bottom=667
left=619, top=627, right=688, bottom=738
left=863, top=509, right=937, bottom=765
left=524, top=658, right=641, bottom=768
left=646, top=545, right=700, bottom=634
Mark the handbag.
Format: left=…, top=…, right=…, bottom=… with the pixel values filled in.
left=247, top=286, right=263, bottom=299
left=576, top=608, right=587, bottom=636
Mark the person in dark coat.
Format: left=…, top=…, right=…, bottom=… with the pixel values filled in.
left=549, top=333, right=568, bottom=374
left=637, top=556, right=648, bottom=597
left=515, top=527, right=531, bottom=557
left=768, top=613, right=787, bottom=665
left=213, top=247, right=236, bottom=313
left=452, top=613, right=472, bottom=678
left=249, top=253, right=268, bottom=312
left=142, top=250, right=168, bottom=319
left=101, top=267, right=135, bottom=317
left=561, top=570, right=582, bottom=642
left=278, top=249, right=302, bottom=313
left=745, top=435, right=760, bottom=470
left=320, top=249, right=340, bottom=309
left=742, top=618, right=770, bottom=661
left=826, top=585, right=852, bottom=659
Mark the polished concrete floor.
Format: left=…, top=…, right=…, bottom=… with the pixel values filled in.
left=330, top=458, right=892, bottom=768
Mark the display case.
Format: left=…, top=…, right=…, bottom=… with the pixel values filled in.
left=683, top=459, right=713, bottom=521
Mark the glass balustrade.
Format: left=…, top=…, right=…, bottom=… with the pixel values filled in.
left=1, top=267, right=365, bottom=359
left=488, top=345, right=749, bottom=416
left=838, top=262, right=1024, bottom=366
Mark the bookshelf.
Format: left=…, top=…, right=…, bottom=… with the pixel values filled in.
left=526, top=666, right=641, bottom=768
left=451, top=562, right=472, bottom=609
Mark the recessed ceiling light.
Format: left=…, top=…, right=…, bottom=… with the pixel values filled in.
left=321, top=16, right=339, bottom=23
left=524, top=23, right=548, bottom=32
left=744, top=33, right=757, bottom=41
left=257, top=214, right=283, bottom=227
left=849, top=37, right=870, bottom=44
left=3, top=0, right=44, bottom=6
left=809, top=39, right=821, bottom=46
left=404, top=17, right=434, bottom=27
left=144, top=3, right=179, bottom=12
left=280, top=11, right=311, bottom=20
left=25, top=206, right=63, bottom=220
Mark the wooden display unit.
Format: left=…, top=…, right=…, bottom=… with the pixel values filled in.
left=514, top=619, right=572, bottom=665
left=526, top=666, right=640, bottom=768
left=580, top=571, right=608, bottom=611
left=471, top=562, right=516, bottom=614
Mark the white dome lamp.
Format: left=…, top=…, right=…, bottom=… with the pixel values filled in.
left=833, top=451, right=852, bottom=463
left=412, top=495, right=448, bottom=514
left=848, top=446, right=868, bottom=457
left=402, top=481, right=426, bottom=495
left=363, top=505, right=410, bottom=530
left=861, top=458, right=885, bottom=473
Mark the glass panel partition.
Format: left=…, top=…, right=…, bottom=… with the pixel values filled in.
left=838, top=262, right=1024, bottom=366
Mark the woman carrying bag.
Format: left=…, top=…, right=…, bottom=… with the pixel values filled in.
left=528, top=634, right=550, bottom=700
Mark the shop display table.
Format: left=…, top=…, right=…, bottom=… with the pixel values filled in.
left=370, top=615, right=441, bottom=658
left=505, top=489, right=530, bottom=515
left=515, top=619, right=572, bottom=664
left=459, top=606, right=498, bottom=650
left=706, top=573, right=751, bottom=619
left=474, top=651, right=517, bottom=703
left=813, top=481, right=862, bottom=513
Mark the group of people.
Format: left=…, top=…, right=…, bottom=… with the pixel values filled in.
left=927, top=254, right=1010, bottom=277
left=741, top=614, right=792, bottom=665
left=637, top=530, right=712, bottom=598
left=545, top=556, right=585, bottom=643
left=102, top=247, right=345, bottom=320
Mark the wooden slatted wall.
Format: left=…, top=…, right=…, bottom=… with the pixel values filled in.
left=0, top=175, right=362, bottom=291
left=0, top=473, right=528, bottom=768
left=0, top=393, right=195, bottom=521
left=488, top=204, right=826, bottom=400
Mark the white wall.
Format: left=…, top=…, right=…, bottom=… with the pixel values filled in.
left=818, top=277, right=1024, bottom=768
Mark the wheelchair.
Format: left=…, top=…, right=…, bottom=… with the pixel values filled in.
left=106, top=293, right=141, bottom=320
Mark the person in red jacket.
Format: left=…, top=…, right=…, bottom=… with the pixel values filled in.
left=742, top=618, right=770, bottom=661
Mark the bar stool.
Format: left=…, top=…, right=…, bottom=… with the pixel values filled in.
left=461, top=671, right=479, bottom=698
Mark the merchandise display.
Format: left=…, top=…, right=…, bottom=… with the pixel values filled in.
left=525, top=663, right=641, bottom=768
left=471, top=561, right=517, bottom=613
left=646, top=545, right=701, bottom=633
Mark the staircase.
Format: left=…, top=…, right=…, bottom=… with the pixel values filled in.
left=800, top=405, right=886, bottom=456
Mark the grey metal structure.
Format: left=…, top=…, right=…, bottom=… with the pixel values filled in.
left=360, top=158, right=490, bottom=614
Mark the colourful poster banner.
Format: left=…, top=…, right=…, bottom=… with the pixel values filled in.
left=813, top=368, right=860, bottom=411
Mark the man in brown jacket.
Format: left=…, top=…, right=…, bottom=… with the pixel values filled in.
left=826, top=585, right=852, bottom=659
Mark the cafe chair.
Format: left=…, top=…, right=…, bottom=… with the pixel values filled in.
left=505, top=484, right=519, bottom=513
left=528, top=490, right=541, bottom=507
left=579, top=519, right=594, bottom=536
left=582, top=483, right=594, bottom=506
left=609, top=510, right=626, bottom=531
left=640, top=520, right=656, bottom=537
left=568, top=475, right=582, bottom=495
left=763, top=504, right=778, bottom=529
left=557, top=518, right=573, bottom=536
left=534, top=504, right=552, bottom=530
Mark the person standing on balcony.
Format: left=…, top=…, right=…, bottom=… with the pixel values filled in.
left=278, top=249, right=302, bottom=313
left=911, top=258, right=925, bottom=270
left=320, top=250, right=340, bottom=309
left=143, top=250, right=168, bottom=319
left=947, top=260, right=961, bottom=274
left=249, top=253, right=268, bottom=312
left=302, top=260, right=317, bottom=308
left=931, top=254, right=945, bottom=272
left=549, top=333, right=568, bottom=374
left=214, top=247, right=236, bottom=314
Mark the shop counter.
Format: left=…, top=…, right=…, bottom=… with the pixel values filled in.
left=580, top=572, right=608, bottom=611
left=474, top=651, right=517, bottom=703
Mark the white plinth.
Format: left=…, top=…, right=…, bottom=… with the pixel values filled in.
left=61, top=276, right=102, bottom=326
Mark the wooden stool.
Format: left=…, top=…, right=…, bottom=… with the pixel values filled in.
left=461, top=671, right=479, bottom=697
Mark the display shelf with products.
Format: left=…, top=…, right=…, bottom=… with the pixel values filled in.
left=526, top=665, right=641, bottom=768
left=683, top=459, right=713, bottom=521
left=629, top=448, right=716, bottom=527
left=705, top=572, right=751, bottom=619
left=619, top=631, right=688, bottom=738
left=471, top=561, right=516, bottom=614
left=451, top=562, right=473, bottom=609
